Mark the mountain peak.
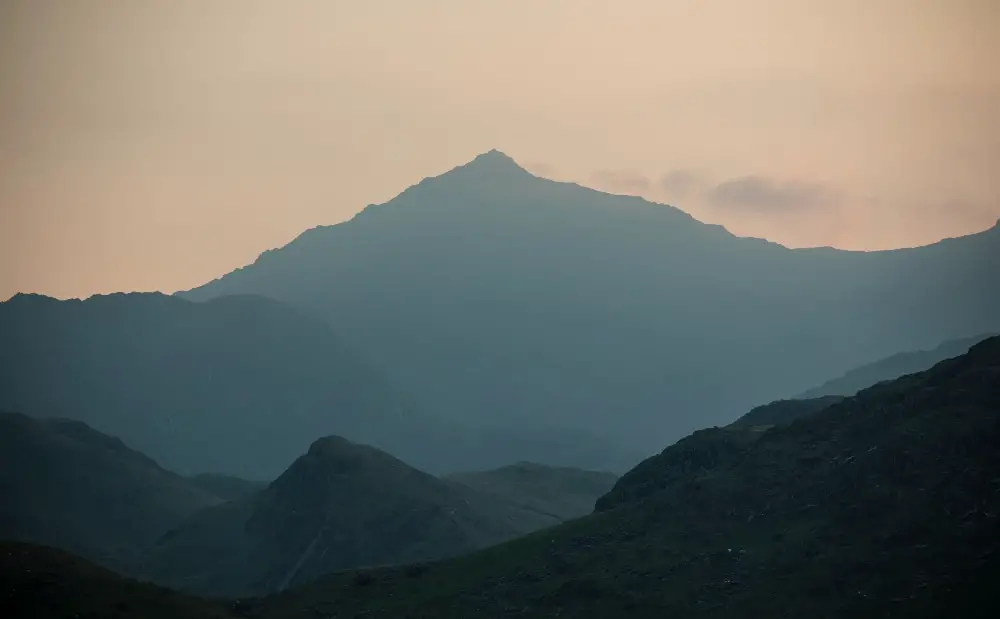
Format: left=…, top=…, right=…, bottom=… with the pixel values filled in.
left=450, top=149, right=531, bottom=178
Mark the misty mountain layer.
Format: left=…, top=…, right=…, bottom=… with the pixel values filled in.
left=180, top=150, right=1000, bottom=459
left=0, top=292, right=640, bottom=478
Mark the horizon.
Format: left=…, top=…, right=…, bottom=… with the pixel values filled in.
left=2, top=0, right=999, bottom=300
left=3, top=147, right=999, bottom=303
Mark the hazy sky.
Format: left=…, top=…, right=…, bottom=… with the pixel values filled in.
left=2, top=0, right=998, bottom=300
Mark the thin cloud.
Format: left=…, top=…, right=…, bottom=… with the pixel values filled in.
left=708, top=175, right=840, bottom=212
left=591, top=169, right=651, bottom=195
left=658, top=169, right=706, bottom=199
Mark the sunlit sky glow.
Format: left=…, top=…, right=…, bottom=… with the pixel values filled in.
left=2, top=0, right=998, bottom=299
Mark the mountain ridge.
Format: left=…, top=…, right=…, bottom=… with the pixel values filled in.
left=247, top=335, right=1000, bottom=619
left=139, top=433, right=565, bottom=597
left=176, top=150, right=1000, bottom=463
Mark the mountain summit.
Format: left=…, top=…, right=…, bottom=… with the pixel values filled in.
left=178, top=154, right=999, bottom=463
left=142, top=434, right=561, bottom=597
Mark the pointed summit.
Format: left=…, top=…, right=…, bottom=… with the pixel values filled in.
left=448, top=148, right=532, bottom=179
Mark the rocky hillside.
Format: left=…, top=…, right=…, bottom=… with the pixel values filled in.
left=250, top=336, right=1000, bottom=619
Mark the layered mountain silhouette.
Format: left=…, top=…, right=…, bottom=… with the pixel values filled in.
left=447, top=462, right=619, bottom=521
left=247, top=335, right=1000, bottom=619
left=179, top=149, right=1000, bottom=460
left=140, top=435, right=564, bottom=597
left=797, top=332, right=996, bottom=399
left=726, top=395, right=845, bottom=430
left=0, top=412, right=219, bottom=570
left=0, top=291, right=638, bottom=477
left=728, top=333, right=996, bottom=431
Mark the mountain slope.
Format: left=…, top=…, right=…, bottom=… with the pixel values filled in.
left=446, top=462, right=618, bottom=521
left=797, top=332, right=995, bottom=399
left=0, top=541, right=236, bottom=619
left=0, top=291, right=637, bottom=476
left=0, top=412, right=219, bottom=570
left=180, top=149, right=1000, bottom=461
left=727, top=395, right=844, bottom=430
left=140, top=435, right=562, bottom=598
left=251, top=336, right=1000, bottom=619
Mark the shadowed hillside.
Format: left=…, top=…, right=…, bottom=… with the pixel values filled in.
left=179, top=150, right=1000, bottom=461
left=0, top=412, right=219, bottom=571
left=447, top=462, right=618, bottom=521
left=140, top=436, right=563, bottom=598
left=0, top=292, right=638, bottom=477
left=0, top=541, right=236, bottom=619
left=249, top=336, right=1000, bottom=619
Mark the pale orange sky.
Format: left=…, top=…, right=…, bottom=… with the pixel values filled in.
left=1, top=0, right=998, bottom=300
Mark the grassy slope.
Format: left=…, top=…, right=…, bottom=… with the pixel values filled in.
left=251, top=337, right=1000, bottom=619
left=0, top=541, right=236, bottom=619
left=0, top=412, right=220, bottom=570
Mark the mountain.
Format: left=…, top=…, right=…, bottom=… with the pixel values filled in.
left=797, top=332, right=995, bottom=399
left=0, top=541, right=236, bottom=619
left=139, top=435, right=563, bottom=597
left=446, top=462, right=619, bottom=521
left=248, top=336, right=1000, bottom=619
left=0, top=291, right=638, bottom=477
left=727, top=395, right=844, bottom=430
left=179, top=149, right=1000, bottom=462
left=0, top=412, right=219, bottom=570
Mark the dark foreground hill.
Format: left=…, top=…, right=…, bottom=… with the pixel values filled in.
left=180, top=150, right=1000, bottom=461
left=797, top=332, right=995, bottom=399
left=0, top=541, right=236, bottom=619
left=0, top=412, right=219, bottom=570
left=248, top=336, right=1000, bottom=619
left=727, top=395, right=845, bottom=430
left=0, top=292, right=638, bottom=477
left=447, top=462, right=619, bottom=521
left=140, top=436, right=562, bottom=598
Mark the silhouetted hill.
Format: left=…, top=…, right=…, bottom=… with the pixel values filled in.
left=249, top=336, right=1000, bottom=619
left=727, top=395, right=844, bottom=430
left=0, top=292, right=638, bottom=476
left=0, top=541, right=236, bottom=619
left=0, top=412, right=219, bottom=570
left=447, top=462, right=618, bottom=521
left=797, top=332, right=995, bottom=399
left=180, top=149, right=1000, bottom=462
left=140, top=435, right=562, bottom=597
left=185, top=473, right=269, bottom=501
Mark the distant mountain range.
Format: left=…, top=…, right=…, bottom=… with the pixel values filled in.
left=179, top=149, right=1000, bottom=460
left=0, top=292, right=640, bottom=477
left=0, top=409, right=616, bottom=599
left=5, top=337, right=998, bottom=617
left=140, top=435, right=572, bottom=597
left=796, top=332, right=995, bottom=399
